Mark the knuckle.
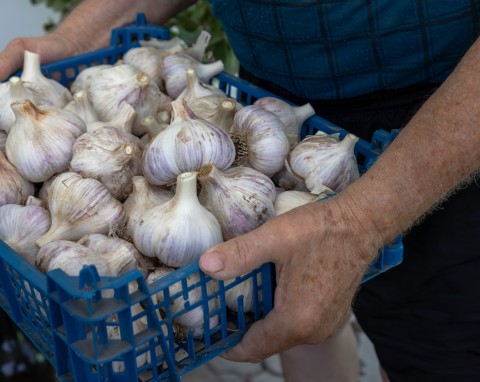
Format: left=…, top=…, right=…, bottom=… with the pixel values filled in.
left=7, top=37, right=28, bottom=52
left=232, top=238, right=251, bottom=270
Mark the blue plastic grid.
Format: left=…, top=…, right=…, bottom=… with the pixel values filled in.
left=0, top=13, right=403, bottom=381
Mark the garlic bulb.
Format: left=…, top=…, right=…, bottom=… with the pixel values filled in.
left=183, top=30, right=212, bottom=61
left=189, top=96, right=238, bottom=133
left=0, top=151, right=34, bottom=207
left=254, top=97, right=315, bottom=146
left=161, top=53, right=224, bottom=98
left=287, top=133, right=360, bottom=194
left=133, top=172, right=223, bottom=267
left=0, top=77, right=27, bottom=134
left=0, top=130, right=6, bottom=155
left=64, top=90, right=99, bottom=123
left=70, top=64, right=111, bottom=94
left=231, top=105, right=290, bottom=177
left=198, top=165, right=276, bottom=240
left=86, top=102, right=137, bottom=134
left=70, top=126, right=142, bottom=201
left=89, top=65, right=171, bottom=136
left=0, top=198, right=51, bottom=265
left=140, top=36, right=187, bottom=52
left=225, top=274, right=261, bottom=313
left=271, top=166, right=309, bottom=191
left=177, top=69, right=225, bottom=104
left=21, top=51, right=72, bottom=107
left=6, top=100, right=86, bottom=183
left=274, top=190, right=321, bottom=216
left=147, top=268, right=219, bottom=338
left=142, top=99, right=235, bottom=186
left=35, top=172, right=126, bottom=248
left=77, top=234, right=154, bottom=278
left=123, top=46, right=169, bottom=85
left=36, top=240, right=136, bottom=276
left=123, top=176, right=173, bottom=239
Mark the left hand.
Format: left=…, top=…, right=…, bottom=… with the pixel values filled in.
left=199, top=192, right=382, bottom=362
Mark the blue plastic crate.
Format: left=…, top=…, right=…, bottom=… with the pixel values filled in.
left=0, top=13, right=403, bottom=382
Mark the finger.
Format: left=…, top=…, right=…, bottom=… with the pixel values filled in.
left=0, top=38, right=27, bottom=81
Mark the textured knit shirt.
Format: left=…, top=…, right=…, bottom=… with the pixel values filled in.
left=208, top=0, right=480, bottom=100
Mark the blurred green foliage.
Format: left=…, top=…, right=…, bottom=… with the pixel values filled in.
left=32, top=0, right=238, bottom=73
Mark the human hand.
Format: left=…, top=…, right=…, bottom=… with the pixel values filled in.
left=199, top=193, right=382, bottom=362
left=0, top=34, right=80, bottom=81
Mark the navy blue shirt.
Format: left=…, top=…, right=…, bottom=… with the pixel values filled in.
left=209, top=0, right=480, bottom=100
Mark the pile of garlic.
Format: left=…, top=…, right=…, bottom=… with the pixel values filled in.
left=0, top=32, right=361, bottom=344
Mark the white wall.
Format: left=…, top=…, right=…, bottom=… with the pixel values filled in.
left=0, top=0, right=60, bottom=51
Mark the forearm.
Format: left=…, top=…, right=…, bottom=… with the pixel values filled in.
left=343, top=37, right=480, bottom=253
left=53, top=0, right=198, bottom=55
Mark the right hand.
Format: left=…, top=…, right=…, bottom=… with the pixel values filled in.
left=0, top=33, right=80, bottom=81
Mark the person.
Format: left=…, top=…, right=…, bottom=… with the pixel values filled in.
left=1, top=1, right=479, bottom=381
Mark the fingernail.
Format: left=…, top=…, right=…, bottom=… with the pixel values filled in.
left=200, top=252, right=224, bottom=273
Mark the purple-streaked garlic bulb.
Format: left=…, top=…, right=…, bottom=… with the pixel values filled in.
left=123, top=46, right=170, bottom=85
left=198, top=164, right=276, bottom=240
left=142, top=99, right=235, bottom=186
left=286, top=132, right=360, bottom=194
left=133, top=172, right=223, bottom=267
left=254, top=97, right=315, bottom=147
left=35, top=172, right=126, bottom=248
left=70, top=126, right=142, bottom=201
left=0, top=196, right=51, bottom=265
left=231, top=105, right=290, bottom=177
left=0, top=77, right=28, bottom=134
left=70, top=64, right=111, bottom=94
left=6, top=100, right=86, bottom=183
left=0, top=151, right=34, bottom=207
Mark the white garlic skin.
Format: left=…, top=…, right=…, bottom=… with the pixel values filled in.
left=254, top=97, right=315, bottom=147
left=147, top=268, right=219, bottom=338
left=177, top=69, right=226, bottom=105
left=0, top=202, right=51, bottom=265
left=70, top=126, right=142, bottom=201
left=123, top=176, right=173, bottom=240
left=70, top=64, right=112, bottom=94
left=123, top=46, right=169, bottom=85
left=287, top=133, right=360, bottom=194
left=198, top=165, right=276, bottom=240
left=36, top=240, right=136, bottom=276
left=0, top=151, right=34, bottom=207
left=6, top=100, right=86, bottom=183
left=0, top=77, right=27, bottom=134
left=142, top=99, right=235, bottom=186
left=64, top=90, right=99, bottom=124
left=133, top=172, right=223, bottom=267
left=140, top=36, right=187, bottom=52
left=35, top=172, right=126, bottom=248
left=231, top=105, right=290, bottom=177
left=188, top=96, right=238, bottom=133
left=274, top=190, right=318, bottom=216
left=86, top=102, right=137, bottom=134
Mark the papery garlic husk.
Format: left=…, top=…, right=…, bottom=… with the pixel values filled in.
left=6, top=100, right=86, bottom=182
left=0, top=198, right=51, bottom=265
left=140, top=36, right=187, bottom=52
left=161, top=53, right=224, bottom=99
left=77, top=234, right=154, bottom=278
left=123, top=46, right=170, bottom=85
left=198, top=165, right=276, bottom=240
left=224, top=273, right=262, bottom=313
left=35, top=172, right=126, bottom=248
left=0, top=151, right=34, bottom=207
left=70, top=64, right=111, bottom=94
left=183, top=31, right=212, bottom=61
left=274, top=189, right=335, bottom=216
left=231, top=105, right=290, bottom=177
left=133, top=172, right=223, bottom=267
left=86, top=102, right=137, bottom=134
left=70, top=126, right=142, bottom=201
left=189, top=96, right=238, bottom=133
left=287, top=133, right=360, bottom=194
left=142, top=99, right=235, bottom=186
left=64, top=90, right=99, bottom=123
left=271, top=166, right=309, bottom=191
left=141, top=115, right=168, bottom=140
left=254, top=97, right=315, bottom=147
left=0, top=130, right=6, bottom=155
left=21, top=51, right=72, bottom=107
left=36, top=240, right=135, bottom=276
left=147, top=267, right=219, bottom=338
left=89, top=65, right=171, bottom=136
left=0, top=77, right=28, bottom=134
left=177, top=69, right=225, bottom=105
left=123, top=176, right=173, bottom=240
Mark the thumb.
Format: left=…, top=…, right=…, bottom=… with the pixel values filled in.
left=199, top=222, right=277, bottom=279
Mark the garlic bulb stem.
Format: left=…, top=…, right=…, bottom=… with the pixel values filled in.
left=9, top=77, right=26, bottom=99
left=21, top=51, right=43, bottom=83
left=186, top=31, right=211, bottom=61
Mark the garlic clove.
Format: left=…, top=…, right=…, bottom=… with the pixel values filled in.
left=0, top=77, right=28, bottom=134
left=35, top=172, right=126, bottom=248
left=69, top=126, right=143, bottom=201
left=21, top=51, right=72, bottom=107
left=86, top=102, right=137, bottom=134
left=287, top=133, right=360, bottom=194
left=70, top=64, right=111, bottom=94
left=198, top=164, right=276, bottom=240
left=142, top=99, right=235, bottom=186
left=6, top=100, right=86, bottom=183
left=0, top=202, right=51, bottom=265
left=231, top=105, right=290, bottom=177
left=64, top=90, right=100, bottom=124
left=133, top=171, right=223, bottom=267
left=0, top=150, right=34, bottom=207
